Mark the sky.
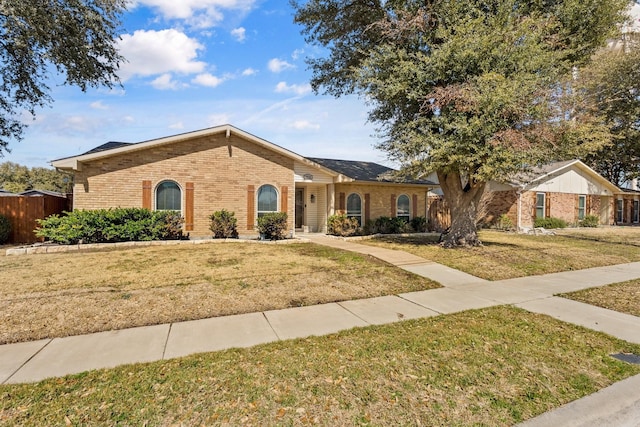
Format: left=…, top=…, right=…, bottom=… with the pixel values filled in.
left=4, top=0, right=384, bottom=169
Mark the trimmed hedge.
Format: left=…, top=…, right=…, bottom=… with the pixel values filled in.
left=257, top=212, right=288, bottom=240
left=35, top=208, right=184, bottom=244
left=0, top=214, right=11, bottom=244
left=579, top=214, right=599, bottom=228
left=327, top=214, right=360, bottom=237
left=534, top=217, right=568, bottom=229
left=209, top=209, right=239, bottom=238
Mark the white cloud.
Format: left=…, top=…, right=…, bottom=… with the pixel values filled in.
left=289, top=120, right=320, bottom=131
left=117, top=29, right=206, bottom=81
left=242, top=68, right=257, bottom=76
left=207, top=113, right=232, bottom=126
left=192, top=73, right=225, bottom=88
left=169, top=121, right=184, bottom=130
left=151, top=73, right=182, bottom=90
left=231, top=27, right=246, bottom=42
left=292, top=48, right=304, bottom=60
left=268, top=58, right=295, bottom=73
left=135, top=0, right=257, bottom=29
left=90, top=101, right=109, bottom=110
left=274, top=81, right=312, bottom=96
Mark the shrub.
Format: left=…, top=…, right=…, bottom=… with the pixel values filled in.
left=209, top=209, right=239, bottom=238
left=371, top=216, right=410, bottom=234
left=579, top=214, right=599, bottom=228
left=35, top=208, right=184, bottom=244
left=496, top=214, right=514, bottom=231
left=257, top=212, right=288, bottom=240
left=327, top=214, right=360, bottom=237
left=534, top=217, right=568, bottom=229
left=410, top=216, right=429, bottom=232
left=0, top=214, right=11, bottom=244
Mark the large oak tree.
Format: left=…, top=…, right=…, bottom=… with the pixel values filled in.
left=0, top=0, right=126, bottom=154
left=293, top=0, right=628, bottom=247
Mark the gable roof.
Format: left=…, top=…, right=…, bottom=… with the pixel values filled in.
left=51, top=124, right=310, bottom=171
left=81, top=141, right=132, bottom=155
left=511, top=159, right=619, bottom=193
left=308, top=157, right=435, bottom=185
left=19, top=189, right=67, bottom=198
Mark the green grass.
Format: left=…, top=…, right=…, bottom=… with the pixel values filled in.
left=1, top=306, right=639, bottom=426
left=363, top=230, right=640, bottom=280
left=561, top=280, right=640, bottom=317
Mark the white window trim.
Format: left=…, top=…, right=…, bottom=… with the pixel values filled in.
left=577, top=195, right=586, bottom=220
left=535, top=192, right=546, bottom=218
left=155, top=179, right=183, bottom=213
left=346, top=193, right=363, bottom=225
left=397, top=194, right=411, bottom=221
left=257, top=184, right=279, bottom=217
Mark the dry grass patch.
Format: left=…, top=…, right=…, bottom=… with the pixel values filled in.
left=557, top=227, right=640, bottom=246
left=561, top=280, right=640, bottom=317
left=1, top=306, right=639, bottom=426
left=0, top=242, right=437, bottom=344
left=362, top=230, right=640, bottom=280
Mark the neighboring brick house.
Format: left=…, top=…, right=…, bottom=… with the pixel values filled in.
left=428, top=160, right=622, bottom=230
left=51, top=125, right=435, bottom=237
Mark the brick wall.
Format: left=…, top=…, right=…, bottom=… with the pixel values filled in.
left=479, top=190, right=518, bottom=227
left=73, top=133, right=295, bottom=237
left=333, top=183, right=429, bottom=223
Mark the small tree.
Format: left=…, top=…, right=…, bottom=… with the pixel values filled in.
left=209, top=209, right=239, bottom=239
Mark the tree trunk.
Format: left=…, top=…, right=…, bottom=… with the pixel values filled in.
left=437, top=170, right=486, bottom=248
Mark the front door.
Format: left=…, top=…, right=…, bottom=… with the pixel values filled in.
left=295, top=188, right=304, bottom=228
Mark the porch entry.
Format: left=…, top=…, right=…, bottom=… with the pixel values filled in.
left=295, top=188, right=304, bottom=228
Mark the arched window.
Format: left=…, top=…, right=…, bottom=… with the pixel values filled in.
left=156, top=180, right=181, bottom=211
left=397, top=194, right=410, bottom=222
left=346, top=193, right=362, bottom=225
left=257, top=184, right=278, bottom=217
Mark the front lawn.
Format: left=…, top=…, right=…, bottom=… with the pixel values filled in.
left=363, top=230, right=640, bottom=280
left=1, top=306, right=639, bottom=426
left=0, top=242, right=437, bottom=344
left=561, top=280, right=640, bottom=317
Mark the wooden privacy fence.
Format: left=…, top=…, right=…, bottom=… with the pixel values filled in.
left=0, top=195, right=71, bottom=244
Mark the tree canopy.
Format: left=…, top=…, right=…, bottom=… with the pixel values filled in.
left=576, top=43, right=640, bottom=188
left=0, top=161, right=72, bottom=193
left=0, top=0, right=126, bottom=154
left=293, top=0, right=629, bottom=246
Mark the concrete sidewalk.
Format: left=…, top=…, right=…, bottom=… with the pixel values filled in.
left=1, top=234, right=640, bottom=425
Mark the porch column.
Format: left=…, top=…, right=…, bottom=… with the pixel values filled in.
left=327, top=184, right=335, bottom=217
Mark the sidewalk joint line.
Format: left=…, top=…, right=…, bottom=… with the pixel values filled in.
left=262, top=312, right=282, bottom=341
left=2, top=338, right=53, bottom=385
left=161, top=323, right=173, bottom=360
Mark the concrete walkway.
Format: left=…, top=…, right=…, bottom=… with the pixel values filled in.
left=1, top=234, right=640, bottom=425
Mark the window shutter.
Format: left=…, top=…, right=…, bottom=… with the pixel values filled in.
left=390, top=194, right=396, bottom=217
left=185, top=182, right=194, bottom=231
left=281, top=186, right=288, bottom=213
left=142, top=180, right=152, bottom=209
left=247, top=185, right=255, bottom=230
left=586, top=196, right=591, bottom=214
left=412, top=194, right=418, bottom=218
left=532, top=192, right=537, bottom=218
left=339, top=192, right=345, bottom=212
left=364, top=193, right=370, bottom=223
left=545, top=192, right=551, bottom=218
left=575, top=194, right=580, bottom=220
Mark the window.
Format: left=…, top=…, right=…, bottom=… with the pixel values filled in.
left=397, top=194, right=410, bottom=222
left=634, top=200, right=639, bottom=224
left=257, top=184, right=278, bottom=217
left=616, top=199, right=624, bottom=223
left=577, top=195, right=586, bottom=220
left=346, top=193, right=362, bottom=225
left=156, top=181, right=181, bottom=211
left=535, top=193, right=545, bottom=218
